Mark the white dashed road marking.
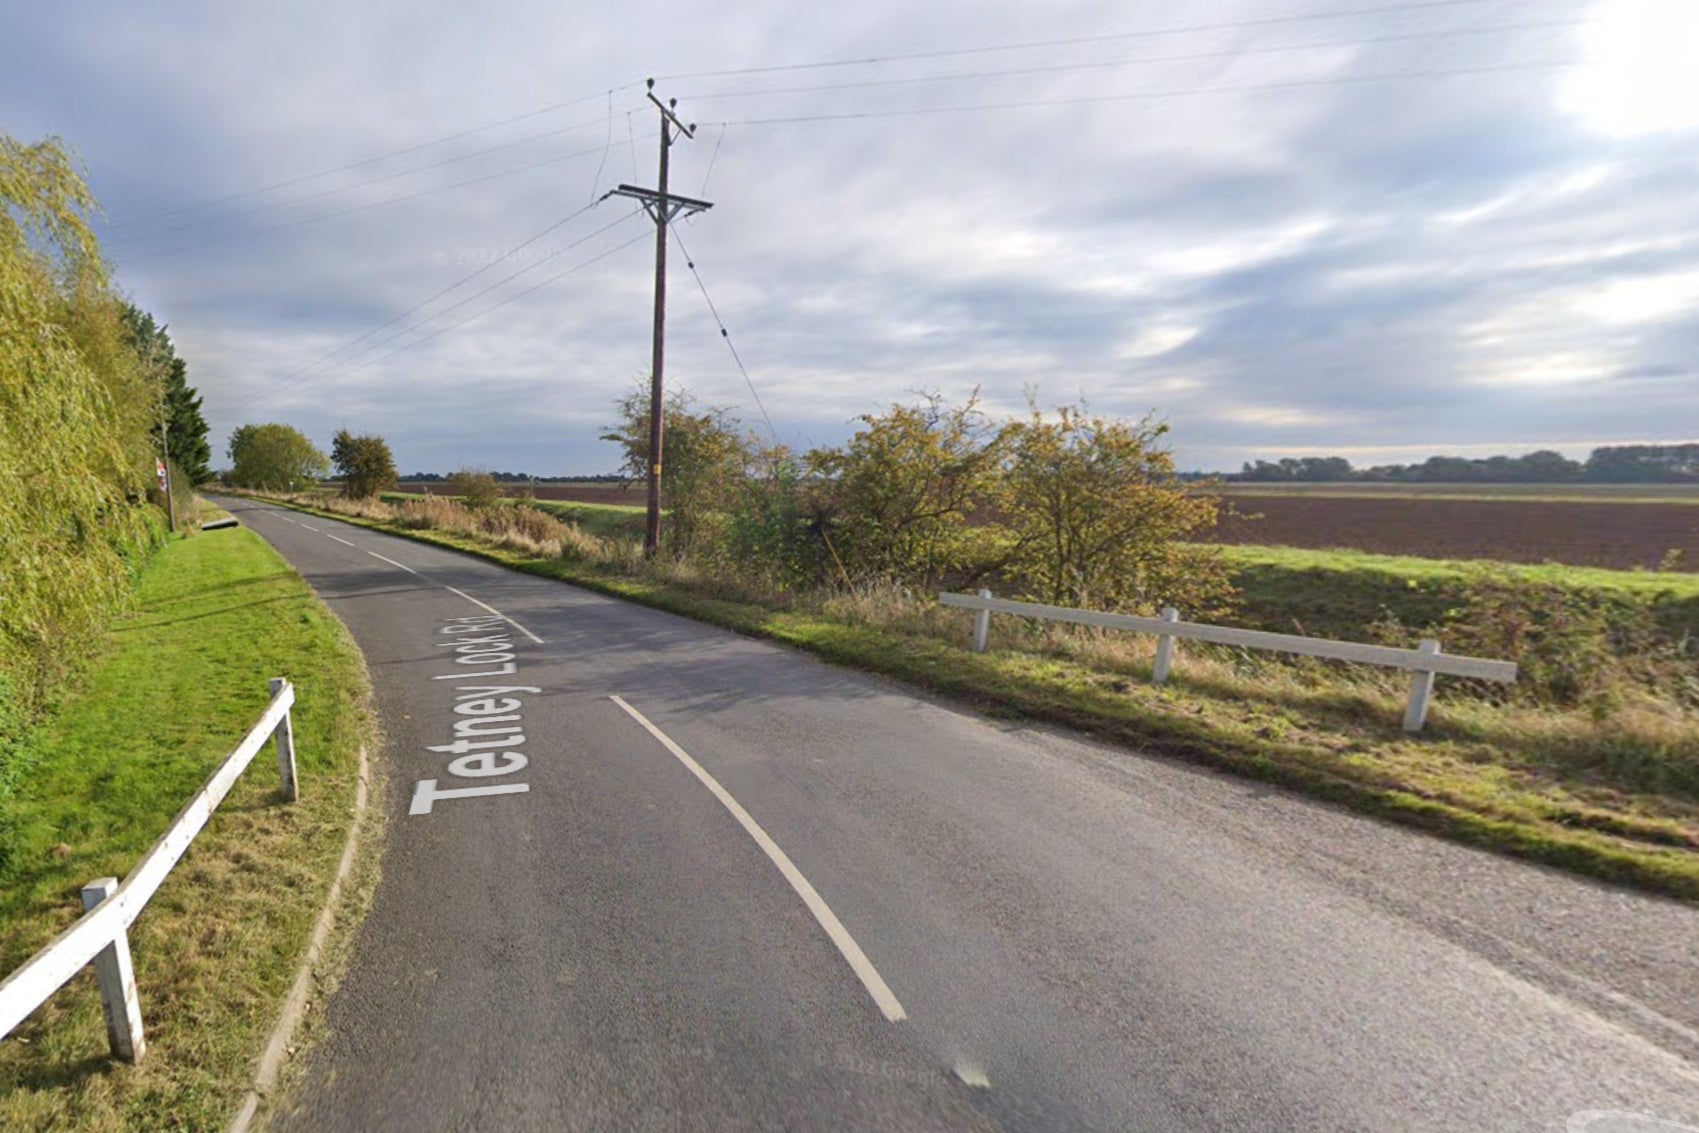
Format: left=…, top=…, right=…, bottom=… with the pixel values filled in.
left=366, top=550, right=421, bottom=575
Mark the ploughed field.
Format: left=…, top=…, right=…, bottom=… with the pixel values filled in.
left=398, top=481, right=644, bottom=506
left=391, top=480, right=1699, bottom=572
left=1204, top=492, right=1699, bottom=571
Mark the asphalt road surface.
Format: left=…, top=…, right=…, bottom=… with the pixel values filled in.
left=217, top=497, right=1699, bottom=1133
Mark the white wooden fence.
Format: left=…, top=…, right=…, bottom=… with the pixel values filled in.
left=0, top=679, right=300, bottom=1063
left=939, top=591, right=1518, bottom=732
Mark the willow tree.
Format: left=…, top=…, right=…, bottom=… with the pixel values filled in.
left=0, top=135, right=164, bottom=733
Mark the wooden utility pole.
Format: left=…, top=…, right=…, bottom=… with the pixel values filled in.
left=608, top=80, right=713, bottom=557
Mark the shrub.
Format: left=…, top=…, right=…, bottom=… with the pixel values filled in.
left=806, top=391, right=1004, bottom=585
left=1374, top=568, right=1689, bottom=709
left=998, top=398, right=1235, bottom=616
left=719, top=447, right=833, bottom=591
left=447, top=468, right=502, bottom=510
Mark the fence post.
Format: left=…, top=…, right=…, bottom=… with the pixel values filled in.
left=972, top=590, right=993, bottom=653
left=269, top=678, right=299, bottom=802
left=80, top=878, right=146, bottom=1063
left=1403, top=639, right=1441, bottom=732
left=1152, top=607, right=1180, bottom=684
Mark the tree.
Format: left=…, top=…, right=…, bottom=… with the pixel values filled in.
left=1586, top=444, right=1699, bottom=483
left=807, top=391, right=1004, bottom=584
left=331, top=429, right=398, bottom=498
left=999, top=399, right=1234, bottom=614
left=1512, top=450, right=1581, bottom=482
left=123, top=304, right=211, bottom=484
left=601, top=387, right=748, bottom=557
left=2, top=134, right=165, bottom=761
left=228, top=423, right=328, bottom=491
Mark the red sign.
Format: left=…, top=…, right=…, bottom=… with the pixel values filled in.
left=156, top=458, right=168, bottom=490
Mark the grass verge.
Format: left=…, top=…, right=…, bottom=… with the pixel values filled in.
left=1217, top=543, right=1699, bottom=642
left=256, top=492, right=1699, bottom=902
left=254, top=492, right=1699, bottom=903
left=0, top=501, right=377, bottom=1132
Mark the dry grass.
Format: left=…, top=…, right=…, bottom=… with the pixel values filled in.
left=305, top=492, right=585, bottom=560
left=250, top=488, right=1699, bottom=897
left=0, top=506, right=375, bottom=1131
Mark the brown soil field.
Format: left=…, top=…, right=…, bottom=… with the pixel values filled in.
left=390, top=482, right=1697, bottom=571
left=1203, top=495, right=1699, bottom=571
left=398, top=481, right=643, bottom=506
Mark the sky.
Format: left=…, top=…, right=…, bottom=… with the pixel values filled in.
left=4, top=0, right=1697, bottom=475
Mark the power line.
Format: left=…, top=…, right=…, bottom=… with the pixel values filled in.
left=111, top=84, right=642, bottom=229
left=700, top=124, right=727, bottom=196
left=703, top=57, right=1581, bottom=126
left=127, top=134, right=656, bottom=259
left=657, top=0, right=1522, bottom=81
left=671, top=227, right=777, bottom=443
left=680, top=15, right=1589, bottom=102
left=258, top=208, right=644, bottom=404
left=94, top=1, right=1548, bottom=238
left=249, top=226, right=653, bottom=408
left=589, top=90, right=615, bottom=203
left=269, top=200, right=607, bottom=389
left=111, top=109, right=623, bottom=246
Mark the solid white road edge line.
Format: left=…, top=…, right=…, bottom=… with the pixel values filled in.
left=608, top=694, right=908, bottom=1023
left=444, top=586, right=545, bottom=645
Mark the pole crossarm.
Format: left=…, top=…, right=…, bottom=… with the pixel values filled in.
left=606, top=183, right=714, bottom=225
left=647, top=90, right=696, bottom=138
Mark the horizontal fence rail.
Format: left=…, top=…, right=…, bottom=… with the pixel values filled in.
left=0, top=678, right=300, bottom=1063
left=939, top=591, right=1517, bottom=732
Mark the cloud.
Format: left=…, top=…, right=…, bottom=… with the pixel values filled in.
left=3, top=0, right=1696, bottom=473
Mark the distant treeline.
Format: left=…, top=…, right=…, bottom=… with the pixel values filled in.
left=1235, top=444, right=1699, bottom=484
left=400, top=471, right=623, bottom=483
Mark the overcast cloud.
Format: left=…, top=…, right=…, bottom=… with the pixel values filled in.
left=4, top=0, right=1696, bottom=473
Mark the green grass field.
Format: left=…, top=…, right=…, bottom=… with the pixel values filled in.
left=1216, top=544, right=1699, bottom=641
left=0, top=504, right=375, bottom=1133
left=522, top=498, right=648, bottom=539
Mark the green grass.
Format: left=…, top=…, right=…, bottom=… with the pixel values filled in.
left=1216, top=544, right=1699, bottom=642
left=0, top=504, right=375, bottom=1133
left=261, top=492, right=1699, bottom=903
left=524, top=498, right=649, bottom=540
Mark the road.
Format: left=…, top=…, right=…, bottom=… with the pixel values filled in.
left=218, top=496, right=1699, bottom=1133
